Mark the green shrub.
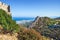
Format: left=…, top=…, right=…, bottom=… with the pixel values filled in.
left=0, top=9, right=20, bottom=33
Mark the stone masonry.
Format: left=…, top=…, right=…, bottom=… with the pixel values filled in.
left=0, top=2, right=10, bottom=15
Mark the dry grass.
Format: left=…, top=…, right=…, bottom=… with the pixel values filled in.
left=0, top=33, right=18, bottom=40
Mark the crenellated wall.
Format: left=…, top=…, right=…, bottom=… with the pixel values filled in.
left=0, top=2, right=10, bottom=15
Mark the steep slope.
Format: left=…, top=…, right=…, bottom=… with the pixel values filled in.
left=0, top=9, right=43, bottom=40
left=0, top=9, right=20, bottom=33
left=29, top=16, right=56, bottom=28
left=29, top=16, right=60, bottom=40
left=18, top=27, right=42, bottom=40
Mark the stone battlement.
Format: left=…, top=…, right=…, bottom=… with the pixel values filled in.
left=0, top=2, right=10, bottom=15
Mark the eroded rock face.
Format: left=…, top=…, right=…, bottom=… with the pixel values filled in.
left=0, top=33, right=18, bottom=40
left=29, top=16, right=52, bottom=28
left=29, top=16, right=40, bottom=28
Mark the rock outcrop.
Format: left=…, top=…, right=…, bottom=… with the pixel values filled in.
left=0, top=33, right=18, bottom=40
left=29, top=16, right=50, bottom=28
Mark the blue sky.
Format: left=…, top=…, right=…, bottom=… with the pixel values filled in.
left=0, top=0, right=60, bottom=17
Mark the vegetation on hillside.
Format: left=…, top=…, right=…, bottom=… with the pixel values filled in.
left=18, top=27, right=42, bottom=40
left=0, top=9, right=44, bottom=40
left=0, top=9, right=20, bottom=33
left=31, top=16, right=60, bottom=40
left=1, top=9, right=60, bottom=40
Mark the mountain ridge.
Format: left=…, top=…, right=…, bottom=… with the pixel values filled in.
left=29, top=16, right=60, bottom=40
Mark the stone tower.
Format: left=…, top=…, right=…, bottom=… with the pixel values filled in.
left=0, top=2, right=10, bottom=15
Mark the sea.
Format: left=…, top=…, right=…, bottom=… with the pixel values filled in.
left=12, top=16, right=59, bottom=24
left=12, top=17, right=35, bottom=24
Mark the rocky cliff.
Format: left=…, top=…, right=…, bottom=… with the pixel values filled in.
left=29, top=16, right=60, bottom=40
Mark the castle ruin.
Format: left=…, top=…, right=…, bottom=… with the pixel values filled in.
left=0, top=2, right=10, bottom=15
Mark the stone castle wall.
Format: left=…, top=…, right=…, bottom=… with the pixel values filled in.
left=0, top=2, right=10, bottom=15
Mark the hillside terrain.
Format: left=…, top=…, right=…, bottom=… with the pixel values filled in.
left=54, top=17, right=60, bottom=21
left=0, top=9, right=20, bottom=33
left=0, top=9, right=44, bottom=40
left=1, top=8, right=60, bottom=40
left=0, top=33, right=18, bottom=40
left=29, top=16, right=60, bottom=40
left=1, top=2, right=60, bottom=40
